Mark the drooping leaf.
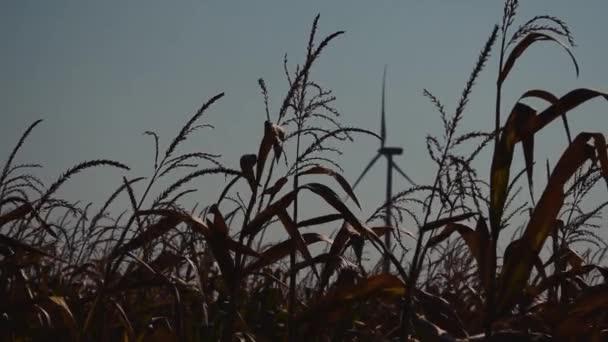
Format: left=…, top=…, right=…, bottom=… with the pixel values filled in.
left=520, top=89, right=571, bottom=143
left=276, top=209, right=319, bottom=278
left=0, top=234, right=55, bottom=259
left=421, top=212, right=477, bottom=232
left=370, top=225, right=416, bottom=240
left=496, top=133, right=608, bottom=315
left=520, top=89, right=559, bottom=104
left=297, top=213, right=343, bottom=228
left=532, top=89, right=608, bottom=134
left=244, top=233, right=332, bottom=275
left=300, top=183, right=376, bottom=239
left=490, top=89, right=608, bottom=237
left=208, top=206, right=259, bottom=258
left=490, top=103, right=536, bottom=236
left=262, top=176, right=288, bottom=197
left=0, top=203, right=33, bottom=227
left=427, top=223, right=479, bottom=258
left=426, top=218, right=492, bottom=292
left=242, top=191, right=297, bottom=237
left=110, top=215, right=181, bottom=258
left=298, top=166, right=360, bottom=208
left=318, top=223, right=352, bottom=292
left=499, top=32, right=579, bottom=85
left=134, top=209, right=259, bottom=284
left=244, top=182, right=375, bottom=239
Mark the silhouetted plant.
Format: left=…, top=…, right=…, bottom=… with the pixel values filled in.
left=1, top=1, right=607, bottom=341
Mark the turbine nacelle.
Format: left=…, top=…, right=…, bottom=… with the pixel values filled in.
left=378, top=147, right=403, bottom=156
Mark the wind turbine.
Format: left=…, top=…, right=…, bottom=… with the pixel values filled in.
left=351, top=65, right=416, bottom=273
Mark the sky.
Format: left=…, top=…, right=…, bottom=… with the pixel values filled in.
left=2, top=1, right=608, bottom=253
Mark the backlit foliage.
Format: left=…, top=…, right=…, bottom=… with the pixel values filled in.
left=1, top=1, right=607, bottom=340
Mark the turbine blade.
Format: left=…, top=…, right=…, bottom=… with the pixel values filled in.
left=352, top=154, right=381, bottom=190
left=392, top=160, right=416, bottom=186
left=380, top=65, right=387, bottom=147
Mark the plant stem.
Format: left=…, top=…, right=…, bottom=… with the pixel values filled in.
left=485, top=21, right=508, bottom=339
left=400, top=120, right=458, bottom=340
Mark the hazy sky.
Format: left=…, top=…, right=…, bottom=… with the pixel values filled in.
left=2, top=1, right=608, bottom=248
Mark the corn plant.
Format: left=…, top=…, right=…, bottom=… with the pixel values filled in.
left=1, top=1, right=608, bottom=341
left=402, top=0, right=608, bottom=340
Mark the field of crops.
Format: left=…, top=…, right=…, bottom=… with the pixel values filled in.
left=1, top=1, right=607, bottom=340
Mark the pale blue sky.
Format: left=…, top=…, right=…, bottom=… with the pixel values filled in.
left=2, top=1, right=608, bottom=248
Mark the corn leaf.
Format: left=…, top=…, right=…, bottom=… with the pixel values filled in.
left=497, top=133, right=608, bottom=315
left=242, top=191, right=296, bottom=237
left=499, top=32, right=578, bottom=85
left=421, top=212, right=477, bottom=232
left=276, top=209, right=319, bottom=278
left=297, top=213, right=343, bottom=228
left=256, top=121, right=285, bottom=181
left=298, top=166, right=360, bottom=208
left=240, top=154, right=257, bottom=190
left=490, top=89, right=608, bottom=237
left=244, top=232, right=331, bottom=275
left=426, top=218, right=491, bottom=292
left=318, top=223, right=352, bottom=292
left=111, top=215, right=181, bottom=258
left=262, top=176, right=288, bottom=196
left=299, top=274, right=406, bottom=329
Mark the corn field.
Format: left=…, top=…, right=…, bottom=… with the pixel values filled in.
left=1, top=1, right=607, bottom=341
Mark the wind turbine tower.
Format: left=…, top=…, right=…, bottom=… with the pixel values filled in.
left=351, top=66, right=416, bottom=273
